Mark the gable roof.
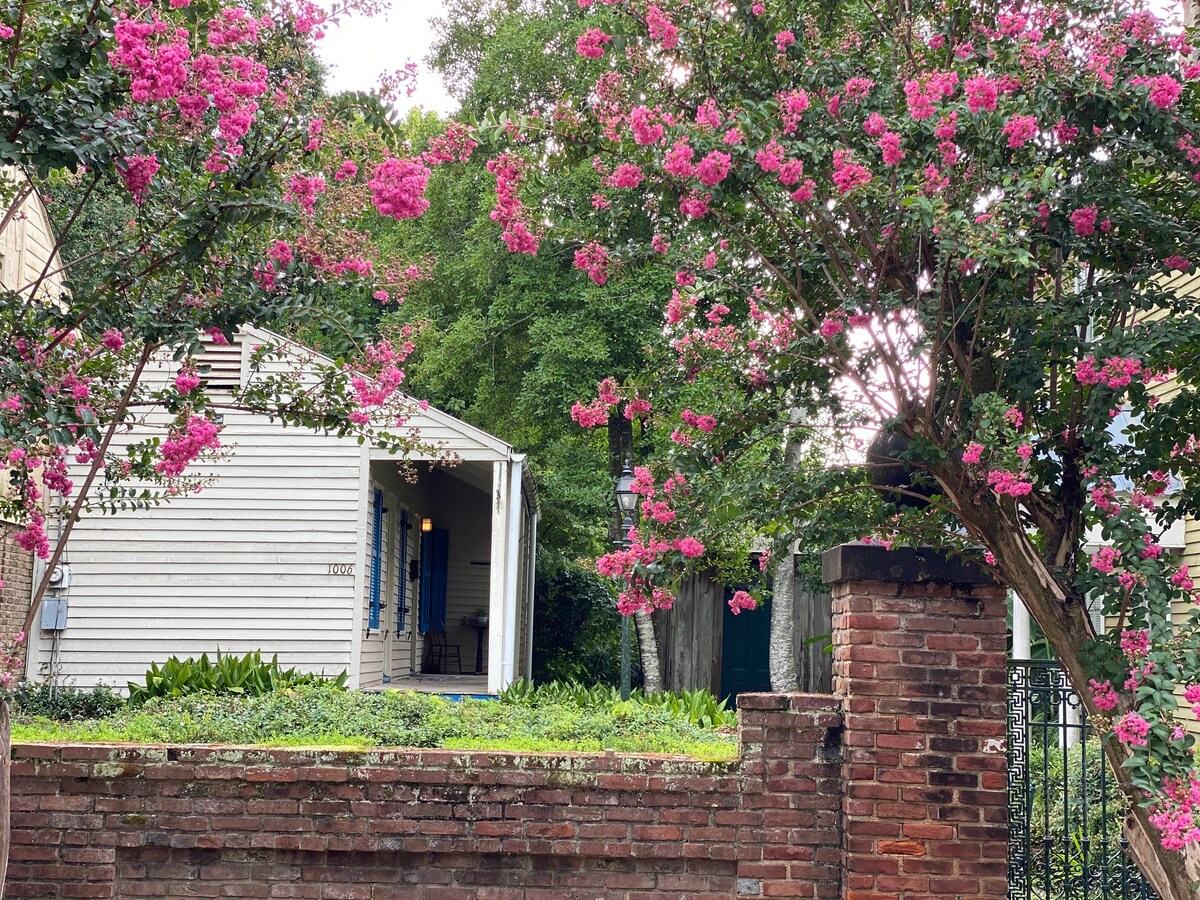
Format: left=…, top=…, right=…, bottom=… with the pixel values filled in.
left=237, top=325, right=517, bottom=461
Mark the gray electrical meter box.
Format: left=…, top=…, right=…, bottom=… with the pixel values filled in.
left=41, top=596, right=68, bottom=631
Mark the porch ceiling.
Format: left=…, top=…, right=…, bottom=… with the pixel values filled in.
left=435, top=460, right=493, bottom=494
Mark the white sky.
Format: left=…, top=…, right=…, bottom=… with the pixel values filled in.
left=317, top=0, right=458, bottom=117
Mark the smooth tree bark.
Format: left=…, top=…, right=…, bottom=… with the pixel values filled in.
left=769, top=550, right=799, bottom=693
left=634, top=610, right=663, bottom=693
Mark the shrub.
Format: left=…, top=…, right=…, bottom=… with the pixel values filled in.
left=498, top=679, right=737, bottom=729
left=532, top=553, right=634, bottom=687
left=127, top=650, right=347, bottom=705
left=12, top=681, right=124, bottom=721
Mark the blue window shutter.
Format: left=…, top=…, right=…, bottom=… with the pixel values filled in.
left=369, top=488, right=383, bottom=630
left=397, top=510, right=408, bottom=632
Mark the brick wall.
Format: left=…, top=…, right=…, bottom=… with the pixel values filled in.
left=3, top=545, right=1008, bottom=900
left=5, top=694, right=844, bottom=900
left=0, top=537, right=32, bottom=674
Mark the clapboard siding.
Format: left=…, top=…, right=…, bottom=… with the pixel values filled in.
left=33, top=404, right=362, bottom=689
left=1134, top=278, right=1200, bottom=732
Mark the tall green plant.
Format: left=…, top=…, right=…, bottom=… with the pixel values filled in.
left=127, top=650, right=347, bottom=706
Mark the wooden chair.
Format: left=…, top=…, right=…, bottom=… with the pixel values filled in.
left=422, top=628, right=463, bottom=674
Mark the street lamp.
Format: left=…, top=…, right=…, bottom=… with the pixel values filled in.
left=613, top=463, right=639, bottom=700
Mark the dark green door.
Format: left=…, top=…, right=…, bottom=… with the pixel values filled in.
left=720, top=587, right=772, bottom=702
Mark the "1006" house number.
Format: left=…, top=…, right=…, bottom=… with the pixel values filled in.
left=327, top=563, right=354, bottom=575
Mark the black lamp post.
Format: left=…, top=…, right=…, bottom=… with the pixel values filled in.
left=614, top=463, right=639, bottom=701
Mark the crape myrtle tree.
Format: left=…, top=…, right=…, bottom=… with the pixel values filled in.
left=0, top=0, right=448, bottom=887
left=362, top=0, right=681, bottom=688
left=466, top=0, right=1200, bottom=891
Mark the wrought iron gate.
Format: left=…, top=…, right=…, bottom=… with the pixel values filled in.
left=1008, top=660, right=1157, bottom=899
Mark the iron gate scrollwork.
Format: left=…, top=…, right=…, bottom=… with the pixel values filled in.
left=1008, top=660, right=1157, bottom=900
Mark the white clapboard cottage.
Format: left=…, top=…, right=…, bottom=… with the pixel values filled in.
left=27, top=327, right=538, bottom=694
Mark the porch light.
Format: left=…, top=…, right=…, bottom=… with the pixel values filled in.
left=614, top=464, right=639, bottom=518
left=421, top=517, right=433, bottom=533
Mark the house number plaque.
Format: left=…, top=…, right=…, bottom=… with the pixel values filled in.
left=327, top=563, right=354, bottom=575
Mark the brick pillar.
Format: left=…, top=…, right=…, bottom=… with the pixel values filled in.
left=822, top=544, right=1008, bottom=900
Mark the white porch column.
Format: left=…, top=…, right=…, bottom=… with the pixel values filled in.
left=1011, top=590, right=1032, bottom=660
left=524, top=508, right=538, bottom=681
left=500, top=456, right=524, bottom=688
left=487, top=460, right=510, bottom=693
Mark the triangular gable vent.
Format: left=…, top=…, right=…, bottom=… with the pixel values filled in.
left=197, top=335, right=244, bottom=391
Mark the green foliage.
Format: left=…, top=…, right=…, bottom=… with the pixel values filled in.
left=12, top=684, right=737, bottom=760
left=532, top=552, right=630, bottom=685
left=126, top=650, right=347, bottom=706
left=1023, top=737, right=1132, bottom=894
left=11, top=682, right=124, bottom=721
left=498, top=679, right=737, bottom=729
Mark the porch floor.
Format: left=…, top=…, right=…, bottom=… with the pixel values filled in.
left=386, top=673, right=492, bottom=696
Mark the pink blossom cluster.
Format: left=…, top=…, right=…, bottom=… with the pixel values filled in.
left=986, top=469, right=1032, bottom=497
left=1148, top=780, right=1200, bottom=850
left=285, top=173, right=326, bottom=216
left=368, top=157, right=430, bottom=221
left=1089, top=678, right=1120, bottom=711
left=777, top=90, right=809, bottom=134
left=964, top=75, right=998, bottom=112
left=1171, top=565, right=1194, bottom=592
left=645, top=6, right=679, bottom=49
left=1070, top=205, right=1099, bottom=237
left=486, top=154, right=539, bottom=254
left=422, top=123, right=478, bottom=165
left=696, top=151, right=731, bottom=186
left=961, top=442, right=985, bottom=465
left=902, top=70, right=958, bottom=121
left=175, top=366, right=201, bottom=394
left=831, top=148, right=872, bottom=194
left=570, top=400, right=608, bottom=428
left=728, top=590, right=757, bottom=615
left=664, top=140, right=695, bottom=178
left=607, top=163, right=645, bottom=189
left=156, top=415, right=223, bottom=477
left=680, top=408, right=717, bottom=432
left=574, top=242, right=611, bottom=285
left=345, top=339, right=414, bottom=424
left=878, top=131, right=904, bottom=166
left=1090, top=546, right=1122, bottom=574
left=118, top=154, right=160, bottom=204
left=1120, top=629, right=1150, bottom=659
left=1001, top=114, right=1038, bottom=148
left=1114, top=711, right=1152, bottom=747
left=1075, top=355, right=1143, bottom=388
left=629, top=106, right=665, bottom=146
left=0, top=630, right=26, bottom=691
left=1090, top=479, right=1120, bottom=516
left=576, top=28, right=611, bottom=59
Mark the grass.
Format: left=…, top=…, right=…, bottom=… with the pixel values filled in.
left=10, top=684, right=739, bottom=761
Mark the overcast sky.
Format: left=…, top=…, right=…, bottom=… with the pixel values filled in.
left=316, top=0, right=458, bottom=116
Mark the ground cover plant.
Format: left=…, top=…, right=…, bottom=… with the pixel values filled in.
left=9, top=683, right=738, bottom=761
